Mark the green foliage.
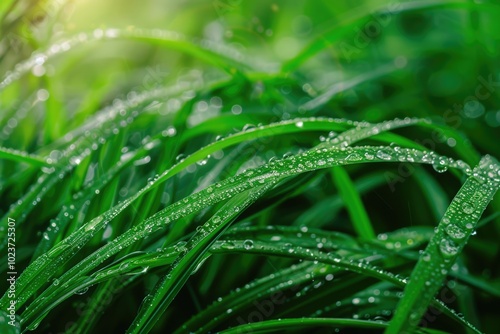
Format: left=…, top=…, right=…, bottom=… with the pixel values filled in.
left=1, top=1, right=499, bottom=333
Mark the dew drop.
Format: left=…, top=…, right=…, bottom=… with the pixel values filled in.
left=75, top=287, right=89, bottom=295
left=346, top=153, right=362, bottom=162
left=162, top=126, right=177, bottom=137
left=461, top=202, right=475, bottom=214
left=445, top=225, right=466, bottom=241
left=432, top=158, right=448, bottom=173
left=364, top=152, right=374, bottom=160
left=439, top=238, right=459, bottom=258
left=220, top=241, right=236, bottom=250
left=243, top=240, right=254, bottom=250
left=196, top=159, right=208, bottom=166
left=376, top=150, right=392, bottom=161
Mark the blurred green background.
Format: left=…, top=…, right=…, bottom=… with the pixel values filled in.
left=1, top=0, right=500, bottom=151
left=1, top=0, right=500, bottom=333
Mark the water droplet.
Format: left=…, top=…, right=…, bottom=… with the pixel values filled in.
left=75, top=287, right=89, bottom=295
left=242, top=124, right=255, bottom=131
left=220, top=241, right=236, bottom=250
left=432, top=158, right=448, bottom=173
left=346, top=153, right=362, bottom=162
left=243, top=240, right=254, bottom=250
left=445, top=225, right=466, bottom=241
left=162, top=126, right=177, bottom=137
left=376, top=150, right=392, bottom=161
left=197, top=159, right=208, bottom=166
left=364, top=152, right=374, bottom=160
left=462, top=202, right=475, bottom=214
left=439, top=238, right=459, bottom=258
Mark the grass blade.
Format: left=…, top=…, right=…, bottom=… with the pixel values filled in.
left=0, top=146, right=51, bottom=167
left=386, top=155, right=500, bottom=333
left=331, top=166, right=375, bottom=239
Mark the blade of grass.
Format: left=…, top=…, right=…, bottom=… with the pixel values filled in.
left=0, top=27, right=262, bottom=91
left=331, top=166, right=375, bottom=239
left=0, top=146, right=52, bottom=167
left=386, top=155, right=500, bottom=334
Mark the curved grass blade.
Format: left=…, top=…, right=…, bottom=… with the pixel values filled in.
left=299, top=64, right=396, bottom=112
left=386, top=155, right=500, bottom=334
left=0, top=146, right=52, bottom=167
left=0, top=27, right=263, bottom=91
left=331, top=166, right=375, bottom=239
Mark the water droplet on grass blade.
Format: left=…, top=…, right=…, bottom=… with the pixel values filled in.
left=376, top=150, right=392, bottom=161
left=243, top=240, right=254, bottom=250
left=196, top=159, right=208, bottom=166
left=432, top=163, right=448, bottom=173
left=346, top=153, right=362, bottom=161
left=445, top=225, right=466, bottom=240
left=439, top=238, right=459, bottom=258
left=462, top=202, right=475, bottom=214
left=75, top=287, right=89, bottom=295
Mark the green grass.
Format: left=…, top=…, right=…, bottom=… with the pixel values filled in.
left=1, top=0, right=500, bottom=333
